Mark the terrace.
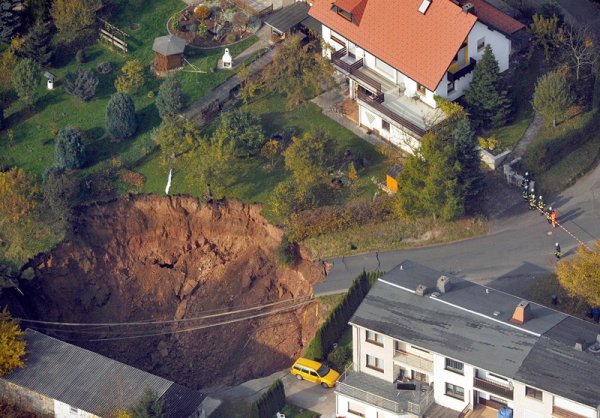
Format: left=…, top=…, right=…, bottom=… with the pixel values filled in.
left=336, top=369, right=434, bottom=416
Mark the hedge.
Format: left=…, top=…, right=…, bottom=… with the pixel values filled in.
left=249, top=379, right=286, bottom=418
left=305, top=271, right=380, bottom=361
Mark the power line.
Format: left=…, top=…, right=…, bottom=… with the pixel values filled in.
left=16, top=295, right=314, bottom=327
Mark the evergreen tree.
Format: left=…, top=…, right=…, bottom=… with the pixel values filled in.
left=397, top=131, right=462, bottom=221
left=42, top=166, right=80, bottom=220
left=105, top=92, right=137, bottom=139
left=12, top=58, right=41, bottom=107
left=212, top=109, right=265, bottom=157
left=155, top=77, right=184, bottom=120
left=465, top=45, right=512, bottom=129
left=22, top=21, right=55, bottom=67
left=0, top=0, right=21, bottom=43
left=64, top=68, right=99, bottom=101
left=450, top=116, right=485, bottom=214
left=532, top=69, right=573, bottom=127
left=130, top=387, right=166, bottom=418
left=54, top=127, right=86, bottom=169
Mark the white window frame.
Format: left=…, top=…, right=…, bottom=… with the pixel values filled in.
left=445, top=358, right=464, bottom=375
left=366, top=354, right=384, bottom=372
left=445, top=382, right=465, bottom=400
left=526, top=386, right=543, bottom=401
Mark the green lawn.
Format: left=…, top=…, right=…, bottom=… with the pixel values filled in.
left=482, top=51, right=544, bottom=151
left=138, top=94, right=387, bottom=222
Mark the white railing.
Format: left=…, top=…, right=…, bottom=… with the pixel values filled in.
left=393, top=350, right=434, bottom=372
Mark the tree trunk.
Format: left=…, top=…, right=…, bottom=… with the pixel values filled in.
left=553, top=117, right=557, bottom=128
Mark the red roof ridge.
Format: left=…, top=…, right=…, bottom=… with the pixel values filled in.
left=459, top=0, right=525, bottom=34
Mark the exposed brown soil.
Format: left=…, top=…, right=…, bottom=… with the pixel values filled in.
left=22, top=195, right=324, bottom=389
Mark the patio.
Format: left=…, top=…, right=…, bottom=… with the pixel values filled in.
left=467, top=404, right=499, bottom=418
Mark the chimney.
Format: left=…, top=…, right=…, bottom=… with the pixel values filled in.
left=510, top=301, right=533, bottom=325
left=462, top=2, right=475, bottom=13
left=574, top=338, right=588, bottom=352
left=415, top=284, right=428, bottom=296
left=437, top=275, right=451, bottom=294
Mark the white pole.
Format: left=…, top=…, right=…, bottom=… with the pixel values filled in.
left=165, top=169, right=172, bottom=195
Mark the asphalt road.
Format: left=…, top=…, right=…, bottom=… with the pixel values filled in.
left=316, top=161, right=600, bottom=295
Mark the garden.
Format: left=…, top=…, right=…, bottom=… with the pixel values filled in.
left=169, top=0, right=262, bottom=47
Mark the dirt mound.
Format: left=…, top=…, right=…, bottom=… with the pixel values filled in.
left=22, top=195, right=323, bottom=389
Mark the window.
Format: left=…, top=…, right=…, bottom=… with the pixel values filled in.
left=70, top=406, right=78, bottom=414
left=366, top=354, right=384, bottom=372
left=526, top=386, right=543, bottom=401
left=477, top=37, right=485, bottom=51
left=381, top=120, right=390, bottom=132
left=337, top=8, right=352, bottom=21
left=445, top=383, right=465, bottom=400
left=447, top=80, right=455, bottom=93
left=445, top=358, right=464, bottom=375
left=366, top=330, right=384, bottom=345
left=417, top=83, right=426, bottom=95
left=348, top=401, right=365, bottom=417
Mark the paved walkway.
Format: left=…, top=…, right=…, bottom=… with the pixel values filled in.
left=183, top=25, right=273, bottom=123
left=511, top=113, right=542, bottom=159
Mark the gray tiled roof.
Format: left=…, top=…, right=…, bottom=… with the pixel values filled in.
left=264, top=2, right=309, bottom=33
left=3, top=330, right=204, bottom=417
left=351, top=261, right=600, bottom=408
left=153, top=35, right=186, bottom=56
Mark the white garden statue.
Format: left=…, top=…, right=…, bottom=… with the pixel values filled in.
left=222, top=48, right=232, bottom=68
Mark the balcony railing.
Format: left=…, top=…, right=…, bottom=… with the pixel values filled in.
left=332, top=48, right=382, bottom=93
left=473, top=376, right=514, bottom=400
left=393, top=349, right=433, bottom=373
left=357, top=91, right=426, bottom=137
left=447, top=57, right=477, bottom=83
left=552, top=406, right=588, bottom=418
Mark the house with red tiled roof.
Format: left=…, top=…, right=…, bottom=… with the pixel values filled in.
left=308, top=0, right=525, bottom=153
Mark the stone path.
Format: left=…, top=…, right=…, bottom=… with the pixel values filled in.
left=511, top=112, right=543, bottom=159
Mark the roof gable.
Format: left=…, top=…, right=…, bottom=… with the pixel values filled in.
left=458, top=0, right=525, bottom=35
left=309, top=0, right=477, bottom=91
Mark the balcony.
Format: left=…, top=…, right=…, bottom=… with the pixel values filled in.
left=357, top=90, right=427, bottom=137
left=552, top=406, right=588, bottom=418
left=332, top=48, right=382, bottom=93
left=336, top=368, right=434, bottom=416
left=473, top=376, right=513, bottom=400
left=447, top=58, right=477, bottom=83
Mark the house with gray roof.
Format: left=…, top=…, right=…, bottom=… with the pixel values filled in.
left=0, top=329, right=207, bottom=418
left=336, top=260, right=600, bottom=418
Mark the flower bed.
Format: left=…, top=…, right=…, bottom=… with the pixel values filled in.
left=168, top=1, right=260, bottom=48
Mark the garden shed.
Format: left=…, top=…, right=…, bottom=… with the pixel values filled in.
left=153, top=34, right=186, bottom=72
left=264, top=1, right=310, bottom=42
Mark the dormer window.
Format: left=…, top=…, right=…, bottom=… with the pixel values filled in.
left=337, top=7, right=352, bottom=21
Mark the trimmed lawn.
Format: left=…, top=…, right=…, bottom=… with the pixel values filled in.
left=138, top=94, right=387, bottom=222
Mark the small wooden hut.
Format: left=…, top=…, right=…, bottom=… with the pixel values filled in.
left=152, top=35, right=186, bottom=72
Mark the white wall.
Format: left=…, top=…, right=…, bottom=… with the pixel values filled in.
left=467, top=21, right=511, bottom=72
left=511, top=381, right=551, bottom=418
left=355, top=327, right=395, bottom=382
left=54, top=400, right=98, bottom=418
left=432, top=354, right=473, bottom=412
left=336, top=394, right=412, bottom=418
left=359, top=106, right=420, bottom=155
left=554, top=396, right=598, bottom=418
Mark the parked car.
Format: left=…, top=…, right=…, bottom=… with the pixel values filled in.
left=290, top=357, right=340, bottom=388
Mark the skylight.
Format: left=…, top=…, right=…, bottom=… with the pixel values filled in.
left=418, top=0, right=431, bottom=14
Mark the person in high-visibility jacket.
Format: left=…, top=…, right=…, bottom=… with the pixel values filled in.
left=555, top=242, right=561, bottom=260
left=551, top=209, right=558, bottom=228
left=528, top=190, right=536, bottom=210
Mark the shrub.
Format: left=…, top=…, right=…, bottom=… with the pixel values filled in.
left=105, top=92, right=137, bottom=139
left=54, top=126, right=86, bottom=169
left=275, top=233, right=296, bottom=266
left=64, top=68, right=99, bottom=101
left=327, top=344, right=351, bottom=372
left=249, top=379, right=285, bottom=418
left=115, top=60, right=145, bottom=94
left=225, top=33, right=237, bottom=44
left=75, top=48, right=86, bottom=64
left=194, top=4, right=211, bottom=19
left=0, top=105, right=3, bottom=131
left=12, top=58, right=40, bottom=107
left=42, top=166, right=80, bottom=219
left=97, top=61, right=112, bottom=74
left=155, top=77, right=184, bottom=120
left=120, top=169, right=145, bottom=188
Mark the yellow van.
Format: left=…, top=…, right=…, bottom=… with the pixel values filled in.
left=290, top=357, right=340, bottom=388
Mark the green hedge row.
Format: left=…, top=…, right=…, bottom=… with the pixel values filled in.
left=305, top=271, right=380, bottom=361
left=249, top=379, right=286, bottom=418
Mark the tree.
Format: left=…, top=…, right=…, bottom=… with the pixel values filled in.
left=540, top=0, right=562, bottom=21
left=532, top=70, right=572, bottom=127
left=0, top=307, right=26, bottom=376
left=64, top=68, right=99, bottom=101
left=22, top=21, right=55, bottom=67
left=51, top=0, right=95, bottom=43
left=0, top=49, right=17, bottom=89
left=0, top=167, right=39, bottom=224
left=464, top=45, right=512, bottom=129
left=42, top=167, right=80, bottom=220
left=529, top=14, right=565, bottom=62
left=397, top=131, right=461, bottom=221
left=115, top=60, right=145, bottom=94
left=556, top=240, right=600, bottom=306
left=106, top=92, right=137, bottom=139
left=260, top=138, right=281, bottom=170
left=0, top=105, right=3, bottom=131
left=155, top=77, right=184, bottom=120
left=12, top=58, right=41, bottom=107
left=130, top=387, right=166, bottom=418
left=152, top=117, right=200, bottom=163
left=212, top=109, right=265, bottom=157
left=54, top=127, right=86, bottom=169
left=263, top=35, right=334, bottom=109
left=284, top=129, right=336, bottom=191
left=238, top=63, right=260, bottom=105
left=0, top=0, right=21, bottom=43
left=563, top=24, right=597, bottom=81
